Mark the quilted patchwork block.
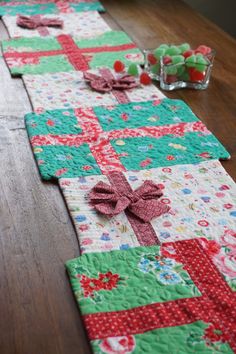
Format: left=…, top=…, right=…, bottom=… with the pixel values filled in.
left=25, top=98, right=230, bottom=180
left=60, top=160, right=236, bottom=291
left=2, top=31, right=143, bottom=76
left=0, top=1, right=105, bottom=17
left=66, top=239, right=236, bottom=353
left=23, top=69, right=165, bottom=111
left=3, top=12, right=111, bottom=39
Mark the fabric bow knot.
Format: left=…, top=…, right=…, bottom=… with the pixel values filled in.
left=89, top=180, right=170, bottom=223
left=83, top=71, right=139, bottom=93
left=17, top=15, right=63, bottom=30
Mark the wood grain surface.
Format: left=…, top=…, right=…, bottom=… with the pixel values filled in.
left=0, top=1, right=235, bottom=353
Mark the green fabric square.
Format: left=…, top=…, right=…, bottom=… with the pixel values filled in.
left=66, top=245, right=201, bottom=315
left=25, top=109, right=82, bottom=136
left=111, top=132, right=230, bottom=170
left=94, top=99, right=198, bottom=132
left=33, top=145, right=101, bottom=180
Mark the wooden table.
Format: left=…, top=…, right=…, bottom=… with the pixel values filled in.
left=0, top=1, right=235, bottom=353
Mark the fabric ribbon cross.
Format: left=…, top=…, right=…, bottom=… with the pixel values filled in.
left=89, top=180, right=170, bottom=223
left=17, top=15, right=63, bottom=30
left=83, top=71, right=139, bottom=93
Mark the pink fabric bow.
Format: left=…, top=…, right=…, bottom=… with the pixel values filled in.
left=89, top=180, right=170, bottom=222
left=17, top=15, right=63, bottom=30
left=83, top=71, right=139, bottom=93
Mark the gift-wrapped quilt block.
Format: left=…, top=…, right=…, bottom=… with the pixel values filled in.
left=2, top=12, right=111, bottom=39
left=66, top=239, right=236, bottom=353
left=23, top=69, right=165, bottom=111
left=25, top=98, right=230, bottom=180
left=2, top=31, right=143, bottom=76
left=0, top=1, right=105, bottom=17
left=60, top=160, right=236, bottom=291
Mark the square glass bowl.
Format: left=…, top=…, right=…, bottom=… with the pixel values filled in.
left=144, top=49, right=215, bottom=90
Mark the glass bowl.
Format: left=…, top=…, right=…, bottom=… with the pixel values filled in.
left=144, top=49, right=215, bottom=90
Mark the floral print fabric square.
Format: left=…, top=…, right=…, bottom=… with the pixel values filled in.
left=25, top=98, right=229, bottom=180
left=66, top=240, right=236, bottom=353
left=2, top=31, right=143, bottom=76
left=2, top=12, right=111, bottom=39
left=23, top=69, right=165, bottom=111
left=0, top=1, right=105, bottom=17
left=60, top=160, right=236, bottom=291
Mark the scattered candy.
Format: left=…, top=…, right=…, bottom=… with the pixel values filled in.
left=113, top=60, right=125, bottom=73
left=128, top=63, right=139, bottom=76
left=140, top=72, right=151, bottom=85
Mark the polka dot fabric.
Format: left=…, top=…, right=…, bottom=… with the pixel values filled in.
left=65, top=239, right=236, bottom=353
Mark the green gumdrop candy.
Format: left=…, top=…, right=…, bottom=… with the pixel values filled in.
left=151, top=62, right=160, bottom=74
left=171, top=55, right=185, bottom=64
left=165, top=65, right=177, bottom=75
left=185, top=54, right=197, bottom=67
left=195, top=56, right=208, bottom=72
left=128, top=63, right=139, bottom=76
left=179, top=70, right=190, bottom=81
left=178, top=43, right=191, bottom=53
left=154, top=47, right=166, bottom=58
left=159, top=44, right=169, bottom=50
left=177, top=65, right=185, bottom=76
left=165, top=45, right=181, bottom=56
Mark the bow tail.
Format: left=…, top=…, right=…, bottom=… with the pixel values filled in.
left=129, top=199, right=170, bottom=222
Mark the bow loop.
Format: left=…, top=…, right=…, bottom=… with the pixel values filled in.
left=17, top=15, right=63, bottom=30
left=89, top=179, right=169, bottom=222
left=83, top=71, right=139, bottom=93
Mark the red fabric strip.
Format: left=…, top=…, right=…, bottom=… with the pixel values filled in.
left=30, top=121, right=208, bottom=146
left=57, top=34, right=90, bottom=71
left=107, top=171, right=161, bottom=246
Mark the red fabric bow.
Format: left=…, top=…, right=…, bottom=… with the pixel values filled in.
left=89, top=180, right=170, bottom=222
left=17, top=15, right=63, bottom=30
left=83, top=71, right=139, bottom=93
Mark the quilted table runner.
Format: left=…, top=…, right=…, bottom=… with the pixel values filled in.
left=60, top=159, right=236, bottom=292
left=2, top=31, right=143, bottom=76
left=66, top=240, right=236, bottom=353
left=25, top=98, right=230, bottom=180
left=23, top=69, right=164, bottom=111
left=2, top=12, right=110, bottom=39
left=0, top=1, right=105, bottom=17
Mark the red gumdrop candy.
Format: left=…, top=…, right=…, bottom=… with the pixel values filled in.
left=147, top=53, right=157, bottom=65
left=114, top=60, right=125, bottom=73
left=165, top=75, right=178, bottom=84
left=140, top=72, right=151, bottom=85
left=163, top=55, right=172, bottom=65
left=183, top=50, right=195, bottom=59
left=189, top=68, right=205, bottom=82
left=195, top=45, right=212, bottom=55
